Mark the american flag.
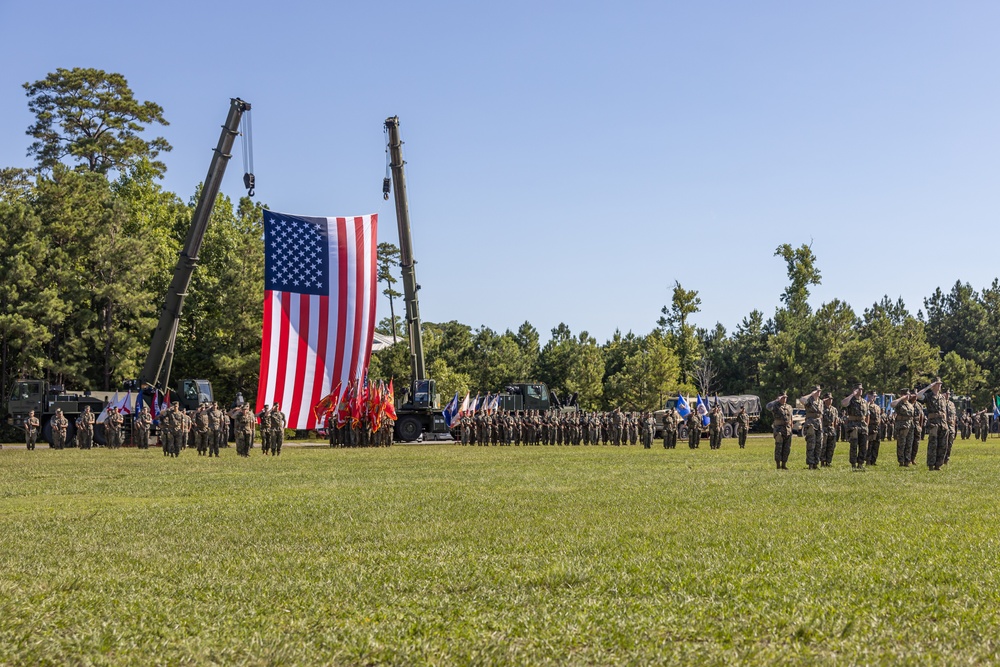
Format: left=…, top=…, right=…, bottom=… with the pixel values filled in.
left=256, top=210, right=378, bottom=429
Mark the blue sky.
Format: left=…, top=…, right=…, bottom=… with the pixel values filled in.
left=2, top=1, right=998, bottom=343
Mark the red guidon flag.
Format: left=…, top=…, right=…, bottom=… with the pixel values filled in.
left=256, top=210, right=378, bottom=428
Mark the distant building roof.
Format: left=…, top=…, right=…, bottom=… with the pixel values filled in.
left=371, top=332, right=400, bottom=352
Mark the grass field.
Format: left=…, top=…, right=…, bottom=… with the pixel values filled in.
left=2, top=437, right=1000, bottom=666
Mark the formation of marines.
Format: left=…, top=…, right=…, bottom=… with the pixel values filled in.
left=765, top=377, right=995, bottom=471
left=326, top=412, right=395, bottom=448
left=456, top=408, right=657, bottom=447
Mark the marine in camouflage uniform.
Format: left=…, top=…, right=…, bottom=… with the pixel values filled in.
left=708, top=405, right=723, bottom=450
left=195, top=404, right=211, bottom=455
left=51, top=409, right=69, bottom=449
left=799, top=386, right=824, bottom=469
left=269, top=403, right=286, bottom=455
left=135, top=406, right=152, bottom=450
left=865, top=391, right=883, bottom=466
left=663, top=408, right=680, bottom=449
left=909, top=400, right=924, bottom=465
left=820, top=392, right=839, bottom=466
left=917, top=378, right=948, bottom=470
left=107, top=407, right=124, bottom=449
left=257, top=404, right=272, bottom=455
left=891, top=390, right=915, bottom=466
left=77, top=406, right=94, bottom=450
left=977, top=410, right=990, bottom=442
left=180, top=409, right=192, bottom=451
left=207, top=403, right=221, bottom=456
left=641, top=413, right=654, bottom=448
left=943, top=390, right=956, bottom=465
left=686, top=411, right=701, bottom=449
left=234, top=403, right=255, bottom=457
left=736, top=407, right=750, bottom=449
left=766, top=392, right=793, bottom=470
left=841, top=384, right=869, bottom=470
left=24, top=410, right=40, bottom=450
left=960, top=412, right=972, bottom=440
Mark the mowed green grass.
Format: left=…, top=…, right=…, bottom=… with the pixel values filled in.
left=2, top=437, right=1000, bottom=666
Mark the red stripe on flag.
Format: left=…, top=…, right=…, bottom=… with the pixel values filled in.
left=330, top=216, right=349, bottom=389
left=308, top=295, right=330, bottom=429
left=257, top=290, right=274, bottom=414
left=287, top=293, right=310, bottom=427
left=273, top=292, right=292, bottom=414
left=348, top=216, right=366, bottom=381
left=362, top=215, right=379, bottom=372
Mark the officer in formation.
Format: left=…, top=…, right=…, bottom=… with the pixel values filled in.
left=917, top=378, right=949, bottom=471
left=820, top=392, right=839, bottom=466
left=974, top=409, right=991, bottom=441
left=24, top=409, right=40, bottom=450
left=213, top=403, right=229, bottom=452
left=708, top=405, right=723, bottom=449
left=51, top=409, right=69, bottom=449
left=841, top=383, right=869, bottom=470
left=257, top=404, right=273, bottom=454
left=189, top=403, right=208, bottom=455
left=135, top=406, right=152, bottom=449
left=160, top=404, right=181, bottom=457
left=265, top=403, right=287, bottom=455
left=943, top=388, right=957, bottom=465
left=798, top=386, right=824, bottom=469
left=766, top=391, right=793, bottom=470
left=641, top=412, right=656, bottom=448
left=736, top=406, right=750, bottom=449
left=662, top=407, right=680, bottom=449
left=686, top=410, right=702, bottom=449
left=865, top=391, right=883, bottom=465
left=106, top=406, right=124, bottom=449
left=76, top=406, right=94, bottom=449
left=891, top=390, right=916, bottom=466
left=233, top=403, right=255, bottom=456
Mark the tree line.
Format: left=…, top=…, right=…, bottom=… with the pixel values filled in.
left=2, top=68, right=998, bottom=417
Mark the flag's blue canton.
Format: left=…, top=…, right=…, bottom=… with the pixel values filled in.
left=264, top=213, right=329, bottom=296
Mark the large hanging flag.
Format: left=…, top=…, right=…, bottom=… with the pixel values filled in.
left=256, top=210, right=378, bottom=429
left=675, top=394, right=691, bottom=418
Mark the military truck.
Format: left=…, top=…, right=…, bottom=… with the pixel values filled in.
left=654, top=394, right=761, bottom=439
left=492, top=382, right=579, bottom=413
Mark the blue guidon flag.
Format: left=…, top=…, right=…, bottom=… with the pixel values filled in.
left=696, top=395, right=710, bottom=426
left=256, top=210, right=378, bottom=429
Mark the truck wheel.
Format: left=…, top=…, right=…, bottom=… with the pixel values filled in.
left=723, top=424, right=734, bottom=439
left=396, top=416, right=422, bottom=442
left=679, top=426, right=688, bottom=440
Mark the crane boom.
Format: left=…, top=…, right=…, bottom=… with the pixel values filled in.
left=384, top=116, right=427, bottom=384
left=139, top=98, right=251, bottom=391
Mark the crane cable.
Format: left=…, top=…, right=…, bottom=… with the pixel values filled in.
left=241, top=108, right=255, bottom=196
